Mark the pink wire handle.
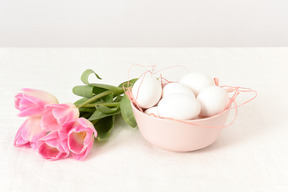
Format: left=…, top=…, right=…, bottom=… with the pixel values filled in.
left=127, top=64, right=156, bottom=83
left=221, top=85, right=258, bottom=109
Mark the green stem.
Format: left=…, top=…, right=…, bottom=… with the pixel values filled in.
left=91, top=119, right=100, bottom=125
left=77, top=90, right=114, bottom=108
left=84, top=102, right=120, bottom=108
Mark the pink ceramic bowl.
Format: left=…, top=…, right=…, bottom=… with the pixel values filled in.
left=131, top=103, right=231, bottom=152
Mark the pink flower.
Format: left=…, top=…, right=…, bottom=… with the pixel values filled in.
left=14, top=117, right=47, bottom=149
left=37, top=131, right=70, bottom=161
left=41, top=103, right=79, bottom=132
left=68, top=118, right=97, bottom=160
left=15, top=88, right=58, bottom=117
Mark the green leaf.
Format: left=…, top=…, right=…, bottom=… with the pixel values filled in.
left=79, top=107, right=96, bottom=119
left=118, top=78, right=138, bottom=89
left=94, top=116, right=115, bottom=142
left=92, top=86, right=107, bottom=95
left=90, top=83, right=122, bottom=92
left=113, top=95, right=123, bottom=102
left=102, top=94, right=113, bottom=103
left=79, top=108, right=95, bottom=113
left=74, top=97, right=90, bottom=105
left=89, top=110, right=110, bottom=120
left=81, top=69, right=102, bottom=84
left=80, top=112, right=93, bottom=119
left=120, top=94, right=137, bottom=128
left=97, top=105, right=119, bottom=114
left=89, top=109, right=120, bottom=121
left=73, top=85, right=94, bottom=98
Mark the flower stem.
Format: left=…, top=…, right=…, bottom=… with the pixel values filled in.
left=91, top=119, right=100, bottom=125
left=84, top=102, right=120, bottom=108
left=77, top=90, right=116, bottom=108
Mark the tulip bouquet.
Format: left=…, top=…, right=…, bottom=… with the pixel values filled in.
left=14, top=69, right=137, bottom=160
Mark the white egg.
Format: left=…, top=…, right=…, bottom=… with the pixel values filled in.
left=197, top=86, right=229, bottom=117
left=158, top=94, right=201, bottom=120
left=144, top=107, right=159, bottom=116
left=162, top=83, right=195, bottom=98
left=132, top=75, right=162, bottom=108
left=179, top=72, right=215, bottom=96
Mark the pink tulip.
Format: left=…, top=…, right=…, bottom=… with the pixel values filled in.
left=37, top=131, right=70, bottom=160
left=14, top=117, right=47, bottom=149
left=41, top=103, right=79, bottom=132
left=67, top=118, right=97, bottom=160
left=15, top=88, right=59, bottom=117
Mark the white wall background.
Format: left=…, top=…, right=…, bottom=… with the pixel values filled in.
left=0, top=0, right=288, bottom=47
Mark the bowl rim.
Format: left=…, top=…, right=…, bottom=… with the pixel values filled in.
left=131, top=101, right=231, bottom=123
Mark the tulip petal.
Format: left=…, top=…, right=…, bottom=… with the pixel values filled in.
left=68, top=118, right=96, bottom=160
left=68, top=131, right=86, bottom=154
left=38, top=143, right=60, bottom=159
left=41, top=103, right=79, bottom=132
left=71, top=137, right=94, bottom=160
left=15, top=88, right=59, bottom=117
left=37, top=131, right=70, bottom=161
left=41, top=110, right=61, bottom=131
left=22, top=88, right=58, bottom=105
left=14, top=117, right=46, bottom=148
left=51, top=103, right=79, bottom=125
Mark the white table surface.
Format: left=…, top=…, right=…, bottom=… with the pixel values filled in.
left=1, top=48, right=287, bottom=192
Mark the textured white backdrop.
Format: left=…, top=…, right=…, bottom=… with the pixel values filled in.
left=0, top=0, right=288, bottom=46
left=0, top=48, right=288, bottom=192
